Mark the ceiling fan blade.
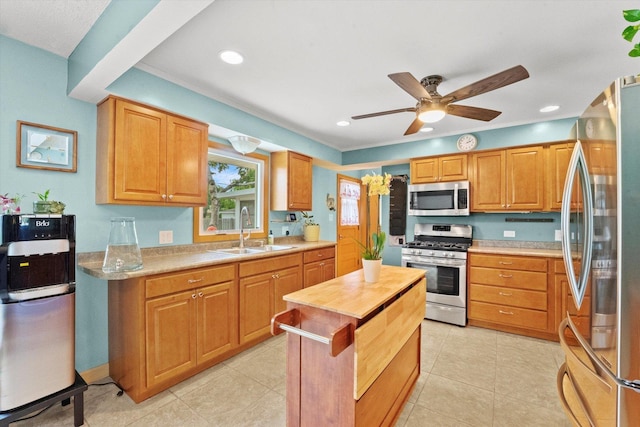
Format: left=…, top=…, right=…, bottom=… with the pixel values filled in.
left=351, top=107, right=415, bottom=120
left=388, top=72, right=431, bottom=100
left=404, top=118, right=424, bottom=135
left=442, top=65, right=529, bottom=103
left=447, top=104, right=502, bottom=121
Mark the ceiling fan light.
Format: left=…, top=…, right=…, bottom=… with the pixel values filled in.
left=418, top=109, right=446, bottom=123
left=228, top=135, right=260, bottom=154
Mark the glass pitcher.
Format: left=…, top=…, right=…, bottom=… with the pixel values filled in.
left=102, top=217, right=143, bottom=273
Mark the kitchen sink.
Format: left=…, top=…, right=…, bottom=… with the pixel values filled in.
left=261, top=245, right=294, bottom=251
left=208, top=245, right=295, bottom=256
left=213, top=248, right=265, bottom=255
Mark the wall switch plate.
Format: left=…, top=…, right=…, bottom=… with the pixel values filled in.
left=555, top=230, right=562, bottom=241
left=281, top=225, right=289, bottom=235
left=503, top=230, right=516, bottom=238
left=388, top=235, right=405, bottom=247
left=159, top=230, right=173, bottom=244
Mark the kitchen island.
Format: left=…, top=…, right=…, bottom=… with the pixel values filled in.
left=271, top=265, right=425, bottom=427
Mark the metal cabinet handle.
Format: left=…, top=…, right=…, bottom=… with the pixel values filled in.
left=499, top=292, right=512, bottom=296
left=498, top=274, right=513, bottom=278
left=271, top=309, right=352, bottom=357
left=168, top=194, right=174, bottom=200
left=499, top=310, right=514, bottom=315
left=191, top=294, right=197, bottom=299
left=188, top=278, right=203, bottom=284
left=499, top=261, right=512, bottom=265
left=161, top=194, right=167, bottom=200
left=198, top=292, right=203, bottom=297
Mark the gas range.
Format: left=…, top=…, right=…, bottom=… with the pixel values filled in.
left=402, top=224, right=472, bottom=260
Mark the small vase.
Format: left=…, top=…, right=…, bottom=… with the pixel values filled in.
left=362, top=258, right=382, bottom=283
left=33, top=200, right=52, bottom=214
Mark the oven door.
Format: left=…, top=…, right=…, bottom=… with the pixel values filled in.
left=402, top=256, right=466, bottom=308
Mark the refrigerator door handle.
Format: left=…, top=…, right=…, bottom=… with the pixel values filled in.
left=562, top=317, right=640, bottom=393
left=561, top=140, right=593, bottom=309
left=557, top=362, right=597, bottom=427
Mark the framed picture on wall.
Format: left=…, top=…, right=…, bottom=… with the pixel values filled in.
left=16, top=121, right=78, bottom=173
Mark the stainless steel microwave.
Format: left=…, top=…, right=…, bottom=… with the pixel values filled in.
left=408, top=181, right=470, bottom=216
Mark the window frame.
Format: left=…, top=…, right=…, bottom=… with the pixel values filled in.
left=192, top=141, right=269, bottom=243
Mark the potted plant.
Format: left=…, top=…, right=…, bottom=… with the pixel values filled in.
left=32, top=189, right=66, bottom=214
left=357, top=172, right=392, bottom=282
left=1, top=193, right=24, bottom=214
left=33, top=189, right=52, bottom=213
left=300, top=211, right=320, bottom=242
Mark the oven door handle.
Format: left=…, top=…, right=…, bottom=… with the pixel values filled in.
left=404, top=258, right=466, bottom=268
left=454, top=183, right=459, bottom=211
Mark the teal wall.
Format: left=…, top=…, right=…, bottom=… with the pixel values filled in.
left=1, top=33, right=580, bottom=373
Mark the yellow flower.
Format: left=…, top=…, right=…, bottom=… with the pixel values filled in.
left=358, top=172, right=392, bottom=260
left=361, top=172, right=392, bottom=196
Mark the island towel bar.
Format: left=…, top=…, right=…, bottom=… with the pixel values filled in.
left=271, top=309, right=352, bottom=357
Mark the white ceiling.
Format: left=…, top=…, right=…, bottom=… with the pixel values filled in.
left=1, top=0, right=637, bottom=152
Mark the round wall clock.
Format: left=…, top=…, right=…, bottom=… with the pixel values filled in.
left=585, top=119, right=595, bottom=138
left=456, top=133, right=478, bottom=152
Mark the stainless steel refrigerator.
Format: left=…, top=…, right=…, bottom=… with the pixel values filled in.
left=557, top=78, right=640, bottom=426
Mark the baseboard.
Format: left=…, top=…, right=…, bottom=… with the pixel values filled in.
left=80, top=363, right=110, bottom=384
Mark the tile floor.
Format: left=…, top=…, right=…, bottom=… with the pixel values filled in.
left=10, top=320, right=571, bottom=426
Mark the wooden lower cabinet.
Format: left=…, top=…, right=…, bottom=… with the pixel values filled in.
left=239, top=253, right=303, bottom=344
left=554, top=259, right=591, bottom=340
left=109, top=264, right=239, bottom=402
left=303, top=246, right=336, bottom=287
left=468, top=252, right=557, bottom=339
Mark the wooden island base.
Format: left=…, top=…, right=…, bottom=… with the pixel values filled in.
left=272, top=265, right=426, bottom=426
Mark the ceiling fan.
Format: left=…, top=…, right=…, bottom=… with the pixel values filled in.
left=351, top=65, right=530, bottom=135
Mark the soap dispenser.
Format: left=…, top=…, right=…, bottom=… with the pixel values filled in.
left=268, top=230, right=274, bottom=245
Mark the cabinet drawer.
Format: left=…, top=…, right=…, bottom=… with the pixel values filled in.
left=239, top=253, right=302, bottom=277
left=469, top=254, right=547, bottom=272
left=469, top=267, right=547, bottom=291
left=468, top=301, right=547, bottom=330
left=554, top=259, right=582, bottom=275
left=303, top=247, right=335, bottom=263
left=146, top=265, right=235, bottom=298
left=469, top=284, right=547, bottom=310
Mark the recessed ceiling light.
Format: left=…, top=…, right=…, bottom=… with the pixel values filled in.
left=540, top=105, right=559, bottom=113
left=219, top=50, right=244, bottom=65
left=419, top=126, right=434, bottom=133
left=336, top=120, right=350, bottom=127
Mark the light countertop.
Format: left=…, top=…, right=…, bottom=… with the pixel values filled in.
left=283, top=265, right=425, bottom=319
left=469, top=240, right=563, bottom=258
left=78, top=239, right=336, bottom=280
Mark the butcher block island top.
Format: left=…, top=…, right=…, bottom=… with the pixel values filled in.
left=273, top=265, right=426, bottom=427
left=283, top=264, right=425, bottom=319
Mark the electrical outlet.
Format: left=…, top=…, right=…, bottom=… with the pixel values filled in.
left=159, top=230, right=173, bottom=244
left=503, top=230, right=516, bottom=238
left=555, top=230, right=562, bottom=241
left=281, top=225, right=289, bottom=235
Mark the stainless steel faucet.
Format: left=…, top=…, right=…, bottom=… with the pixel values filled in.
left=239, top=206, right=251, bottom=248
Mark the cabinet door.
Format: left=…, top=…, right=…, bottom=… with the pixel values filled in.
left=166, top=115, right=208, bottom=205
left=274, top=266, right=303, bottom=313
left=197, top=281, right=238, bottom=363
left=304, top=259, right=335, bottom=288
left=410, top=157, right=438, bottom=183
left=288, top=152, right=313, bottom=210
left=439, top=154, right=468, bottom=181
left=471, top=150, right=505, bottom=211
left=239, top=273, right=274, bottom=344
left=146, top=290, right=197, bottom=388
left=114, top=100, right=167, bottom=202
left=548, top=143, right=578, bottom=210
left=506, top=146, right=544, bottom=210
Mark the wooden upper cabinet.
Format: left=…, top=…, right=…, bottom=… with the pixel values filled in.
left=471, top=150, right=506, bottom=211
left=547, top=142, right=578, bottom=211
left=410, top=154, right=467, bottom=183
left=270, top=151, right=313, bottom=210
left=96, top=95, right=208, bottom=206
left=506, top=146, right=545, bottom=210
left=471, top=146, right=544, bottom=211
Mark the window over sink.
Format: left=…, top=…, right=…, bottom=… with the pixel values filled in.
left=193, top=142, right=268, bottom=242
